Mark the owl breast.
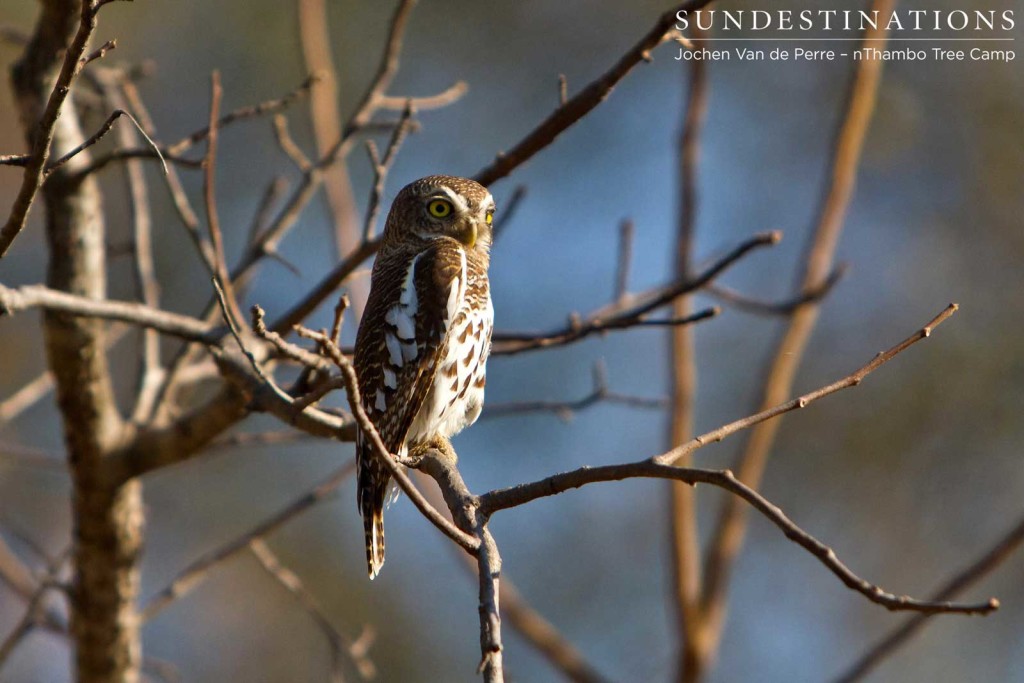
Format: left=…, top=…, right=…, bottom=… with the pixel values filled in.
left=407, top=291, right=493, bottom=446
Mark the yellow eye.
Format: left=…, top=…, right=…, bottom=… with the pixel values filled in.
left=485, top=211, right=494, bottom=225
left=428, top=199, right=452, bottom=218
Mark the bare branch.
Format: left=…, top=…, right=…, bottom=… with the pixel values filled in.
left=477, top=459, right=995, bottom=618
left=269, top=238, right=381, bottom=334
left=416, top=471, right=610, bottom=683
left=472, top=307, right=991, bottom=619
left=67, top=73, right=322, bottom=179
left=8, top=3, right=138, bottom=676
left=414, top=448, right=504, bottom=682
left=246, top=176, right=290, bottom=247
left=342, top=0, right=418, bottom=136
left=474, top=0, right=714, bottom=187
left=0, top=283, right=219, bottom=344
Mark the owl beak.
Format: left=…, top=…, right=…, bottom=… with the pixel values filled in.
left=454, top=219, right=478, bottom=249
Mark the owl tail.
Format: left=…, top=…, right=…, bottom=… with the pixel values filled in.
left=359, top=475, right=388, bottom=580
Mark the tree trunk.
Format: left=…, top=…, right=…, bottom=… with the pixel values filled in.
left=10, top=2, right=141, bottom=681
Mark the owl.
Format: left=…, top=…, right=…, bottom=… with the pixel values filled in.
left=354, top=175, right=495, bottom=579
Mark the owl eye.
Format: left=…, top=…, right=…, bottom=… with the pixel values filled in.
left=427, top=199, right=453, bottom=218
left=485, top=210, right=494, bottom=225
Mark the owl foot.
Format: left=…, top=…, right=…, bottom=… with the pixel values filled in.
left=404, top=436, right=458, bottom=469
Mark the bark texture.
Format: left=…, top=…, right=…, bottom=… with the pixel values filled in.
left=10, top=1, right=141, bottom=681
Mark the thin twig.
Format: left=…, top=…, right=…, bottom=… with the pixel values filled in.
left=414, top=448, right=504, bottom=683
left=361, top=102, right=415, bottom=241
left=95, top=78, right=164, bottom=424
left=0, top=324, right=129, bottom=425
left=250, top=539, right=376, bottom=682
left=662, top=304, right=959, bottom=465
left=0, top=551, right=68, bottom=667
left=48, top=109, right=166, bottom=177
left=482, top=361, right=666, bottom=422
left=1, top=0, right=103, bottom=257
left=203, top=72, right=244, bottom=327
left=614, top=219, right=634, bottom=303
left=491, top=185, right=526, bottom=242
left=376, top=81, right=468, bottom=111
left=492, top=307, right=718, bottom=356
left=80, top=38, right=116, bottom=69
left=140, top=461, right=357, bottom=622
left=834, top=514, right=1024, bottom=682
left=491, top=231, right=780, bottom=356
left=69, top=73, right=323, bottom=178
left=167, top=73, right=322, bottom=156
left=272, top=114, right=312, bottom=172
left=703, top=265, right=847, bottom=317
left=290, top=325, right=479, bottom=553
left=0, top=372, right=54, bottom=425
left=330, top=295, right=349, bottom=346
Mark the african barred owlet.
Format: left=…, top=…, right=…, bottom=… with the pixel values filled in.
left=354, top=175, right=495, bottom=579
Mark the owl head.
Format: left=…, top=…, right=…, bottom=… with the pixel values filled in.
left=381, top=175, right=495, bottom=254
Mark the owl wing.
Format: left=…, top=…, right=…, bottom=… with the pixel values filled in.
left=367, top=240, right=467, bottom=453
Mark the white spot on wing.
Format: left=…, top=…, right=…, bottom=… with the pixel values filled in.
left=399, top=253, right=421, bottom=309
left=385, top=333, right=403, bottom=366
left=385, top=306, right=415, bottom=341
left=400, top=338, right=418, bottom=362
left=383, top=367, right=397, bottom=389
left=374, top=389, right=387, bottom=412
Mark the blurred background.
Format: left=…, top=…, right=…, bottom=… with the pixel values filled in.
left=0, top=0, right=1021, bottom=681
